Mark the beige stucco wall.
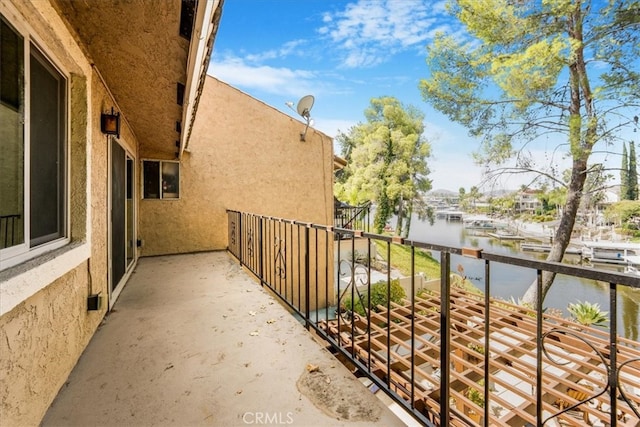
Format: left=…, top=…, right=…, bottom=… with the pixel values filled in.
left=0, top=2, right=140, bottom=425
left=139, top=76, right=335, bottom=255
left=0, top=263, right=94, bottom=426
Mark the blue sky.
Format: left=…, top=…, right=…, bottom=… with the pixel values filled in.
left=207, top=0, right=637, bottom=193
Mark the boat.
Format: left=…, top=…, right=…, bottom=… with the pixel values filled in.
left=520, top=243, right=550, bottom=251
left=625, top=264, right=640, bottom=277
left=463, top=215, right=503, bottom=231
left=488, top=230, right=525, bottom=241
left=435, top=210, right=464, bottom=221
left=520, top=243, right=582, bottom=254
left=581, top=241, right=640, bottom=265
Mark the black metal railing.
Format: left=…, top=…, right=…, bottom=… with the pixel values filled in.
left=227, top=210, right=640, bottom=427
left=1, top=214, right=21, bottom=249
left=335, top=201, right=371, bottom=232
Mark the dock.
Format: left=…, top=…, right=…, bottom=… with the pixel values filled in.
left=435, top=210, right=464, bottom=221
left=520, top=243, right=582, bottom=255
left=581, top=241, right=640, bottom=265
left=488, top=232, right=525, bottom=241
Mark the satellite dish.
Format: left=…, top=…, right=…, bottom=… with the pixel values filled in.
left=296, top=95, right=314, bottom=120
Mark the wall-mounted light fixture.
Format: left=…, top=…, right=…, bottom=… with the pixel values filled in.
left=101, top=107, right=120, bottom=138
left=286, top=95, right=315, bottom=141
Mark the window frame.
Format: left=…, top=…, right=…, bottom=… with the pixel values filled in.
left=142, top=159, right=181, bottom=200
left=0, top=12, right=70, bottom=270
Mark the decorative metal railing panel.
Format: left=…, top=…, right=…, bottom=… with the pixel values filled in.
left=334, top=202, right=371, bottom=232
left=227, top=210, right=640, bottom=427
left=1, top=214, right=22, bottom=249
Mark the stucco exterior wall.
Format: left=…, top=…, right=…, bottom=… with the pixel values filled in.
left=0, top=264, right=94, bottom=426
left=0, top=2, right=139, bottom=425
left=139, top=76, right=335, bottom=255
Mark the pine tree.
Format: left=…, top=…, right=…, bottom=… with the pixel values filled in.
left=621, top=143, right=629, bottom=200
left=419, top=0, right=640, bottom=305
left=629, top=141, right=638, bottom=200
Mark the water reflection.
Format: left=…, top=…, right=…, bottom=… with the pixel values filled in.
left=622, top=287, right=639, bottom=342
left=408, top=218, right=639, bottom=340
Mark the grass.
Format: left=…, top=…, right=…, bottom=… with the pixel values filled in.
left=373, top=240, right=440, bottom=278
left=372, top=240, right=483, bottom=296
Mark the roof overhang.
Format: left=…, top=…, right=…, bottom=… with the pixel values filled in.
left=52, top=0, right=223, bottom=159
left=179, top=0, right=220, bottom=157
left=334, top=155, right=348, bottom=171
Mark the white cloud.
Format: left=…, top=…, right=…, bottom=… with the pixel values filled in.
left=244, top=39, right=307, bottom=63
left=208, top=55, right=318, bottom=98
left=319, top=0, right=453, bottom=68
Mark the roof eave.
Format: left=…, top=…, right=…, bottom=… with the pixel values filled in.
left=179, top=0, right=223, bottom=157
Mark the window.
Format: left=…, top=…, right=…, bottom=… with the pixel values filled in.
left=143, top=160, right=180, bottom=199
left=0, top=15, right=67, bottom=267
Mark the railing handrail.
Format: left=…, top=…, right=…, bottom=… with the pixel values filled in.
left=226, top=210, right=640, bottom=427
left=228, top=211, right=638, bottom=287
left=334, top=201, right=371, bottom=231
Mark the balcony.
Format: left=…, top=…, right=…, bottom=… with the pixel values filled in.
left=44, top=211, right=639, bottom=426
left=225, top=211, right=640, bottom=426
left=42, top=251, right=406, bottom=426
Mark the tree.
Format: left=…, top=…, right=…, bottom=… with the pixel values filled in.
left=604, top=200, right=640, bottom=225
left=468, top=186, right=482, bottom=212
left=629, top=140, right=638, bottom=200
left=334, top=96, right=432, bottom=237
left=419, top=0, right=640, bottom=305
left=621, top=142, right=629, bottom=200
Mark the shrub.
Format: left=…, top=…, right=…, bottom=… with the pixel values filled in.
left=466, top=386, right=485, bottom=409
left=342, top=278, right=406, bottom=316
left=567, top=300, right=609, bottom=327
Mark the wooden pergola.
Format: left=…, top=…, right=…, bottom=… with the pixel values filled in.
left=321, top=288, right=640, bottom=426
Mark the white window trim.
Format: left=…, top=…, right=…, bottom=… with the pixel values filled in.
left=0, top=8, right=71, bottom=271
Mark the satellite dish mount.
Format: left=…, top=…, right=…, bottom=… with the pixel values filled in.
left=296, top=95, right=314, bottom=141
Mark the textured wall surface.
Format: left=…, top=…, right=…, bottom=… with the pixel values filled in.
left=139, top=76, right=335, bottom=255
left=0, top=2, right=139, bottom=424
left=0, top=264, right=98, bottom=426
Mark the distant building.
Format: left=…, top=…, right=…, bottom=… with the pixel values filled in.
left=515, top=189, right=543, bottom=214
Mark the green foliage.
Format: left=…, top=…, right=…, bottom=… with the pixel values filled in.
left=466, top=385, right=485, bottom=409
left=420, top=0, right=640, bottom=304
left=567, top=300, right=609, bottom=327
left=628, top=141, right=638, bottom=200
left=605, top=200, right=640, bottom=224
left=467, top=342, right=485, bottom=356
left=343, top=279, right=406, bottom=317
left=369, top=279, right=406, bottom=311
left=460, top=186, right=483, bottom=212
left=530, top=213, right=555, bottom=223
left=372, top=240, right=440, bottom=278
left=334, top=96, right=433, bottom=237
left=621, top=143, right=630, bottom=200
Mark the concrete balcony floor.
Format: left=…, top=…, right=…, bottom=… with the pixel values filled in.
left=43, top=252, right=406, bottom=427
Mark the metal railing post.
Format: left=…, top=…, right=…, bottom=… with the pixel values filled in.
left=259, top=216, right=264, bottom=285
left=304, top=224, right=310, bottom=329
left=440, top=251, right=451, bottom=427
left=238, top=212, right=243, bottom=265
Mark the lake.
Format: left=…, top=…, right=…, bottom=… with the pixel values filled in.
left=406, top=218, right=639, bottom=341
